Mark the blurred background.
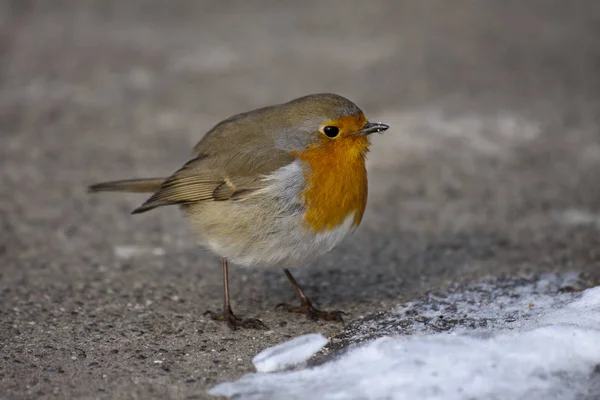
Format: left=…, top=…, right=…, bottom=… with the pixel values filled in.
left=1, top=1, right=600, bottom=398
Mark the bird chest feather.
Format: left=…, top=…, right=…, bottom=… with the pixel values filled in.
left=294, top=134, right=370, bottom=233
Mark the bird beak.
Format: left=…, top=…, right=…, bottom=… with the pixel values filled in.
left=357, top=122, right=390, bottom=135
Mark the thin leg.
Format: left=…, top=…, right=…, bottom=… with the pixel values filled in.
left=276, top=268, right=345, bottom=323
left=204, top=257, right=267, bottom=330
left=222, top=256, right=232, bottom=312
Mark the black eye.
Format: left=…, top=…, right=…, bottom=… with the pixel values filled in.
left=323, top=126, right=339, bottom=138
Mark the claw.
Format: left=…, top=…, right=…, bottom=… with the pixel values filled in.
left=276, top=301, right=346, bottom=324
left=205, top=309, right=268, bottom=330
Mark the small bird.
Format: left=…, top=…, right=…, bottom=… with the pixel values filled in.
left=89, top=93, right=389, bottom=330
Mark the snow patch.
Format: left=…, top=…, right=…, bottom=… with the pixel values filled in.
left=368, top=109, right=540, bottom=169
left=555, top=209, right=600, bottom=228
left=335, top=273, right=586, bottom=345
left=114, top=245, right=165, bottom=259
left=252, top=333, right=328, bottom=373
left=209, top=275, right=600, bottom=400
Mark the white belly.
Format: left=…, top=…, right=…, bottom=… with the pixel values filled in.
left=188, top=160, right=358, bottom=268
left=227, top=211, right=357, bottom=267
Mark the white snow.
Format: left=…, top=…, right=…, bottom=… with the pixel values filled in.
left=555, top=209, right=600, bottom=228
left=367, top=109, right=540, bottom=171
left=113, top=245, right=165, bottom=259
left=252, top=333, right=329, bottom=373
left=208, top=280, right=600, bottom=400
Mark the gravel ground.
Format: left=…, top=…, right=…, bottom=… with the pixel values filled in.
left=1, top=1, right=600, bottom=399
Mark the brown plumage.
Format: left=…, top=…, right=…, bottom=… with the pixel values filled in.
left=88, top=178, right=164, bottom=193
left=88, top=93, right=389, bottom=330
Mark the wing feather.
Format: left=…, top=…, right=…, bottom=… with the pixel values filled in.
left=131, top=157, right=272, bottom=214
left=131, top=114, right=297, bottom=214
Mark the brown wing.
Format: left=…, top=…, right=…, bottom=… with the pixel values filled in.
left=132, top=106, right=298, bottom=214
left=131, top=153, right=291, bottom=214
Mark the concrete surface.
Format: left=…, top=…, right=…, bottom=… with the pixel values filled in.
left=1, top=1, right=599, bottom=399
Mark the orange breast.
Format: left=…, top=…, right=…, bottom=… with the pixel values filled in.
left=294, top=127, right=370, bottom=233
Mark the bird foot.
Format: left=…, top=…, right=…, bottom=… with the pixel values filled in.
left=204, top=308, right=267, bottom=330
left=276, top=300, right=346, bottom=323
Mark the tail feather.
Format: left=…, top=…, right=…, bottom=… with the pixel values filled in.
left=88, top=178, right=165, bottom=194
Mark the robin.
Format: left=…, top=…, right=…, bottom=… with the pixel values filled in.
left=89, top=93, right=389, bottom=330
